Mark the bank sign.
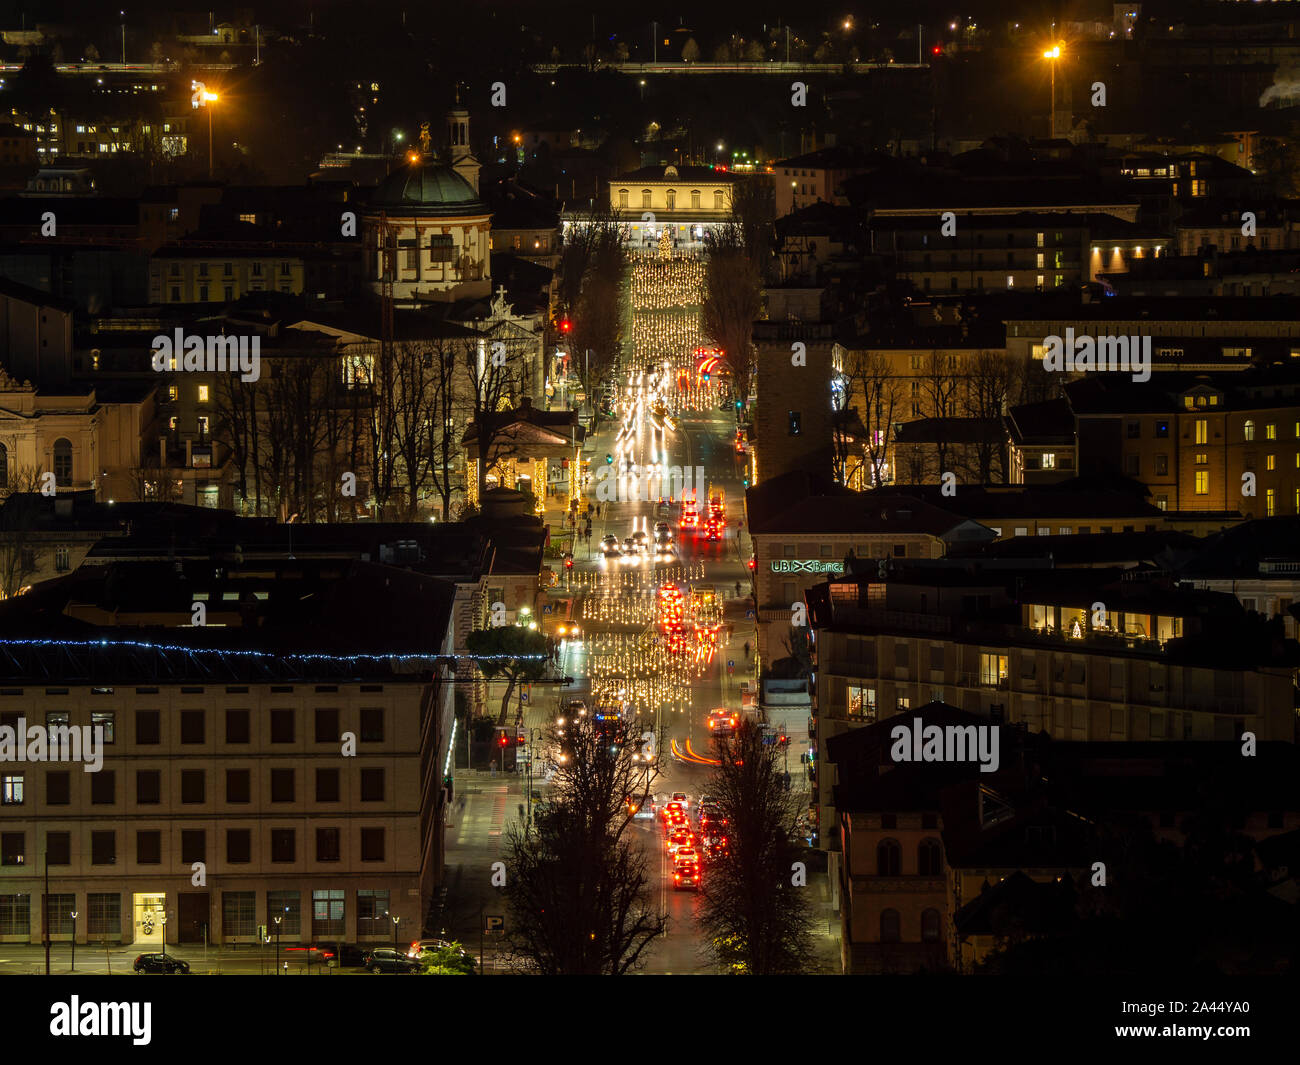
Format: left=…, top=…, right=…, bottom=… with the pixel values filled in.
left=770, top=560, right=844, bottom=574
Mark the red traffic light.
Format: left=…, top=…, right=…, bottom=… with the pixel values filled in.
left=564, top=558, right=574, bottom=568
left=498, top=735, right=508, bottom=747
left=559, top=318, right=572, bottom=333
left=747, top=558, right=756, bottom=570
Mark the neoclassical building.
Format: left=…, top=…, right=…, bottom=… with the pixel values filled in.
left=605, top=164, right=741, bottom=249
left=362, top=107, right=491, bottom=306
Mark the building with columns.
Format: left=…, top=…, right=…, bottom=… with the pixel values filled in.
left=362, top=106, right=491, bottom=307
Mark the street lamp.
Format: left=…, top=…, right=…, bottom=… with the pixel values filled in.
left=391, top=913, right=401, bottom=957
left=203, top=90, right=218, bottom=177
left=120, top=11, right=126, bottom=64
left=1042, top=44, right=1062, bottom=139
left=70, top=911, right=78, bottom=971
left=159, top=912, right=168, bottom=961
left=273, top=914, right=282, bottom=974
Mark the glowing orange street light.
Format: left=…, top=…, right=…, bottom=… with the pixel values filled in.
left=1042, top=44, right=1063, bottom=138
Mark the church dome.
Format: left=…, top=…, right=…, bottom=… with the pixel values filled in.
left=368, top=159, right=486, bottom=216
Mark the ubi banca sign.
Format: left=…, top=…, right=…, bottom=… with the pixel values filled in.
left=770, top=560, right=844, bottom=574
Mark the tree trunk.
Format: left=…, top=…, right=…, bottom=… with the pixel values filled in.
left=496, top=677, right=517, bottom=726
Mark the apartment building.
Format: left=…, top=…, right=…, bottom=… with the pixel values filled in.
left=830, top=714, right=1300, bottom=974
left=805, top=560, right=1300, bottom=853
left=871, top=211, right=1165, bottom=295
left=1067, top=367, right=1300, bottom=517
left=0, top=558, right=458, bottom=947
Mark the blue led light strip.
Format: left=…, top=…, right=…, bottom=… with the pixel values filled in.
left=0, top=638, right=549, bottom=664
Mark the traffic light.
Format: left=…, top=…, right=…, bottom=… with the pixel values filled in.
left=498, top=734, right=508, bottom=747
left=747, top=558, right=756, bottom=570
left=735, top=399, right=742, bottom=409
left=564, top=557, right=574, bottom=569
left=559, top=318, right=572, bottom=334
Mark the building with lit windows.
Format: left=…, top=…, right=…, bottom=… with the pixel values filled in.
left=805, top=559, right=1300, bottom=857
left=603, top=164, right=741, bottom=249
left=0, top=557, right=457, bottom=948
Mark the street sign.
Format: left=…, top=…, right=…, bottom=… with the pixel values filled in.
left=485, top=914, right=505, bottom=934
left=543, top=603, right=554, bottom=614
left=727, top=660, right=734, bottom=668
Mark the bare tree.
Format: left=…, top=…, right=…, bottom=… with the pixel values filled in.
left=558, top=207, right=626, bottom=412
left=0, top=468, right=50, bottom=598
left=920, top=351, right=964, bottom=480
left=425, top=336, right=466, bottom=521
left=730, top=177, right=776, bottom=283
left=463, top=335, right=525, bottom=501
left=839, top=351, right=902, bottom=487
left=702, top=223, right=762, bottom=413
left=699, top=719, right=816, bottom=974
left=501, top=711, right=665, bottom=974
left=963, top=350, right=1014, bottom=483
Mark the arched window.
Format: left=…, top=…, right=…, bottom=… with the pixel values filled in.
left=691, top=189, right=701, bottom=208
left=0, top=442, right=6, bottom=489
left=641, top=189, right=652, bottom=209
left=880, top=908, right=901, bottom=943
left=1243, top=419, right=1256, bottom=441
left=665, top=189, right=676, bottom=209
left=921, top=908, right=941, bottom=942
left=918, top=837, right=943, bottom=876
left=877, top=838, right=901, bottom=876
left=713, top=190, right=724, bottom=210
left=53, top=438, right=73, bottom=484
left=618, top=189, right=629, bottom=208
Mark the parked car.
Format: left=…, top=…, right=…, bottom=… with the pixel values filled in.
left=133, top=953, right=189, bottom=974
left=306, top=941, right=368, bottom=967
left=362, top=947, right=422, bottom=974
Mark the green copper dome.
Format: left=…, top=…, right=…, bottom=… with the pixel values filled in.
left=369, top=159, right=485, bottom=216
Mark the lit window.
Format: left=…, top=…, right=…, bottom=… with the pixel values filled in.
left=198, top=385, right=210, bottom=403
left=1041, top=452, right=1056, bottom=469
left=1194, top=471, right=1209, bottom=495
left=1244, top=420, right=1256, bottom=442
left=1195, top=419, right=1207, bottom=445
left=1266, top=488, right=1275, bottom=516
left=1266, top=423, right=1277, bottom=440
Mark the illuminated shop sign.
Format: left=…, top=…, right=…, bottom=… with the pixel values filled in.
left=769, top=560, right=844, bottom=574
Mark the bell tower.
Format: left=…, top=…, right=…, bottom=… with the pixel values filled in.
left=445, top=86, right=479, bottom=193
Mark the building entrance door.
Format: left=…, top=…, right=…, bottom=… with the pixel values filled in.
left=131, top=893, right=166, bottom=946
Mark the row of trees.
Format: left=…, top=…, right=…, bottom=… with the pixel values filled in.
left=500, top=713, right=814, bottom=974
left=213, top=334, right=528, bottom=522
left=557, top=208, right=628, bottom=418
left=700, top=181, right=776, bottom=413
left=832, top=349, right=1058, bottom=488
